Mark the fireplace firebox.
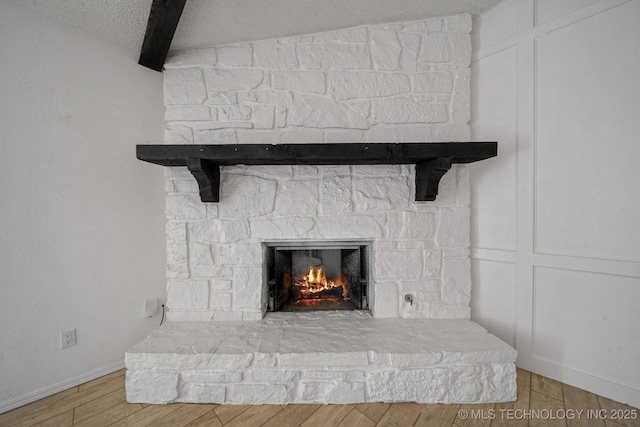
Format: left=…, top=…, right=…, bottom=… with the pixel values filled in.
left=264, top=242, right=370, bottom=312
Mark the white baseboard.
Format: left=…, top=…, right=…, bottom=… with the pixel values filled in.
left=0, top=361, right=125, bottom=415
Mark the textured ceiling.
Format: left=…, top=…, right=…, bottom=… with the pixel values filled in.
left=13, top=0, right=501, bottom=54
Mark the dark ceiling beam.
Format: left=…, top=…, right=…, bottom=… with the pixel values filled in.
left=138, top=0, right=187, bottom=72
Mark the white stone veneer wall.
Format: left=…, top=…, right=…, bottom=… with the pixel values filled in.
left=163, top=14, right=473, bottom=321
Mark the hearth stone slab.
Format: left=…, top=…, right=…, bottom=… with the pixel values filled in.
left=125, top=311, right=517, bottom=405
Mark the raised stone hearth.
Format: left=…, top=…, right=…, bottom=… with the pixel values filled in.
left=126, top=312, right=517, bottom=404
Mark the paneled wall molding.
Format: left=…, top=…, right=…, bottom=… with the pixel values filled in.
left=472, top=0, right=634, bottom=61
left=471, top=0, right=640, bottom=409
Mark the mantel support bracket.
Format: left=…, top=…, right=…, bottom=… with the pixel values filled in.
left=415, top=157, right=453, bottom=201
left=186, top=158, right=220, bottom=202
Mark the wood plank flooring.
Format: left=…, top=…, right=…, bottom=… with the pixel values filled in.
left=1, top=369, right=638, bottom=426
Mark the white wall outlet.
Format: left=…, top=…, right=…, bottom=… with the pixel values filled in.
left=144, top=298, right=159, bottom=318
left=60, top=329, right=76, bottom=349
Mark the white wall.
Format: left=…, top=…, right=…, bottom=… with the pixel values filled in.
left=470, top=0, right=640, bottom=408
left=0, top=2, right=166, bottom=413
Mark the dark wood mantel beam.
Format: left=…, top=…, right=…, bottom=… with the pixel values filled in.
left=138, top=0, right=187, bottom=72
left=136, top=142, right=497, bottom=203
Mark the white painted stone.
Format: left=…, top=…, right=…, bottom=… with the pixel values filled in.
left=442, top=257, right=471, bottom=305
left=319, top=176, right=352, bottom=215
left=425, top=303, right=470, bottom=319
left=386, top=211, right=436, bottom=239
left=297, top=43, right=372, bottom=70
left=274, top=179, right=320, bottom=216
left=371, top=30, right=401, bottom=70
left=189, top=219, right=250, bottom=243
left=206, top=92, right=238, bottom=105
left=217, top=105, right=251, bottom=121
left=249, top=370, right=298, bottom=382
left=436, top=208, right=470, bottom=248
left=253, top=41, right=298, bottom=69
left=293, top=165, right=320, bottom=177
left=166, top=194, right=206, bottom=220
left=413, top=72, right=453, bottom=93
left=312, top=27, right=368, bottom=43
left=398, top=32, right=420, bottom=71
left=218, top=174, right=276, bottom=218
left=235, top=129, right=324, bottom=143
left=367, top=364, right=515, bottom=403
left=165, top=106, right=212, bottom=122
left=312, top=216, right=383, bottom=239
left=322, top=165, right=351, bottom=177
left=164, top=69, right=207, bottom=106
left=191, top=121, right=251, bottom=131
left=126, top=371, right=178, bottom=404
left=166, top=222, right=188, bottom=280
left=252, top=105, right=275, bottom=129
left=210, top=279, right=231, bottom=290
left=233, top=266, right=263, bottom=309
left=189, top=242, right=214, bottom=269
left=167, top=281, right=209, bottom=310
left=216, top=45, right=252, bottom=67
left=126, top=351, right=255, bottom=372
left=204, top=69, right=266, bottom=91
left=373, top=282, right=399, bottom=318
left=351, top=165, right=401, bottom=177
left=348, top=100, right=371, bottom=119
left=209, top=292, right=232, bottom=309
left=193, top=129, right=238, bottom=144
left=173, top=179, right=200, bottom=193
left=181, top=371, right=242, bottom=383
left=324, top=130, right=365, bottom=143
left=237, top=90, right=293, bottom=107
left=250, top=217, right=315, bottom=240
left=279, top=352, right=369, bottom=368
left=165, top=124, right=193, bottom=144
left=375, top=250, right=423, bottom=280
left=272, top=71, right=325, bottom=94
left=451, top=69, right=471, bottom=123
left=126, top=314, right=517, bottom=404
left=160, top=15, right=476, bottom=324
left=228, top=384, right=289, bottom=404
left=255, top=353, right=278, bottom=368
left=424, top=251, right=442, bottom=277
left=178, top=383, right=225, bottom=402
left=352, top=176, right=410, bottom=211
left=301, top=381, right=365, bottom=404
left=419, top=33, right=472, bottom=66
left=302, top=370, right=365, bottom=381
left=329, top=71, right=410, bottom=100
left=287, top=94, right=369, bottom=129
left=372, top=97, right=448, bottom=124
left=212, top=243, right=261, bottom=265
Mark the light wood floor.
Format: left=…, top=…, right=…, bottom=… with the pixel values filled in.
left=1, top=368, right=638, bottom=427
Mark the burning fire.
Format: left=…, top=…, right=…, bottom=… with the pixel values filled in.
left=294, top=266, right=347, bottom=299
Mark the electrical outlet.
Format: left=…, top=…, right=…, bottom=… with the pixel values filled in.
left=60, top=329, right=76, bottom=349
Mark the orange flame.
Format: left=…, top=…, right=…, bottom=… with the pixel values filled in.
left=295, top=266, right=347, bottom=299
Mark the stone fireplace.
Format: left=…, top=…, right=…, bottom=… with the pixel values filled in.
left=125, top=13, right=517, bottom=405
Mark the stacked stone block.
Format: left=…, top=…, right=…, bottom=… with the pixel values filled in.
left=162, top=15, right=474, bottom=321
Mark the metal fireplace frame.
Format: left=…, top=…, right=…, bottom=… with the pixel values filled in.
left=263, top=240, right=371, bottom=312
